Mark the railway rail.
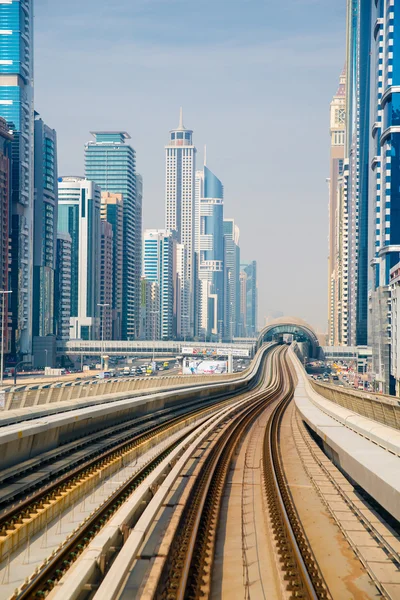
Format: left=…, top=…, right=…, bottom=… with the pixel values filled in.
left=154, top=346, right=288, bottom=599
left=7, top=346, right=356, bottom=600
left=6, top=349, right=276, bottom=599
left=263, top=355, right=330, bottom=600
left=0, top=384, right=259, bottom=514
left=150, top=346, right=331, bottom=600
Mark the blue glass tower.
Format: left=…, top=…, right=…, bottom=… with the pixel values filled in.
left=345, top=0, right=372, bottom=347
left=196, top=165, right=224, bottom=339
left=33, top=114, right=58, bottom=339
left=85, top=132, right=141, bottom=340
left=142, top=230, right=175, bottom=340
left=0, top=0, right=34, bottom=356
left=369, top=0, right=400, bottom=393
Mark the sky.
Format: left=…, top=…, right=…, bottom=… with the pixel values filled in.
left=35, top=0, right=346, bottom=333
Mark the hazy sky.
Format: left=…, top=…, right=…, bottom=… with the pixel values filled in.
left=35, top=0, right=346, bottom=333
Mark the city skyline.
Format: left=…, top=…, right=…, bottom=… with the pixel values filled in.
left=34, top=0, right=347, bottom=332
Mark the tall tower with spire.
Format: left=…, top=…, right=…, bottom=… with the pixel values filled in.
left=165, top=109, right=197, bottom=338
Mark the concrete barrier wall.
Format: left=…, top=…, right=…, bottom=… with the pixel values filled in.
left=310, top=380, right=400, bottom=430
left=0, top=344, right=274, bottom=469
left=1, top=370, right=248, bottom=412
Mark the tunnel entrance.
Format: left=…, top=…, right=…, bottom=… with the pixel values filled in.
left=257, top=317, right=321, bottom=359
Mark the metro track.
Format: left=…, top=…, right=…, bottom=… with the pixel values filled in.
left=151, top=346, right=330, bottom=600
left=0, top=370, right=267, bottom=530
left=6, top=346, right=339, bottom=600
left=4, top=349, right=275, bottom=599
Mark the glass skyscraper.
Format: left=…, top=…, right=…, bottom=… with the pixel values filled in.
left=58, top=177, right=101, bottom=341
left=142, top=229, right=175, bottom=340
left=223, top=219, right=240, bottom=341
left=344, top=0, right=372, bottom=347
left=33, top=114, right=58, bottom=339
left=369, top=0, right=400, bottom=393
left=0, top=0, right=34, bottom=356
left=85, top=132, right=141, bottom=340
left=196, top=165, right=224, bottom=339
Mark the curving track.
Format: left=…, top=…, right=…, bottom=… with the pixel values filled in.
left=7, top=344, right=387, bottom=600
left=138, top=346, right=331, bottom=600
left=5, top=348, right=274, bottom=600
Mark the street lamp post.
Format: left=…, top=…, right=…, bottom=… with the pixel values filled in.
left=97, top=303, right=110, bottom=372
left=44, top=349, right=48, bottom=369
left=0, top=290, right=12, bottom=386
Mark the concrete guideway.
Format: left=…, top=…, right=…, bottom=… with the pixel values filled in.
left=2, top=345, right=273, bottom=600
left=4, top=343, right=400, bottom=600
left=289, top=405, right=400, bottom=600
left=0, top=346, right=273, bottom=471
left=41, top=347, right=280, bottom=600
left=31, top=382, right=272, bottom=600
left=290, top=350, right=400, bottom=521
left=0, top=418, right=207, bottom=599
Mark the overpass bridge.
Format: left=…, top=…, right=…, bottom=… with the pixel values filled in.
left=57, top=339, right=255, bottom=359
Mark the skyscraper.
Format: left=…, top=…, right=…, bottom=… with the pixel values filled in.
left=58, top=177, right=101, bottom=341
left=327, top=70, right=346, bottom=346
left=165, top=110, right=196, bottom=337
left=223, top=219, right=240, bottom=341
left=369, top=0, right=398, bottom=393
left=345, top=0, right=372, bottom=347
left=55, top=232, right=72, bottom=340
left=142, top=229, right=175, bottom=340
left=140, top=277, right=160, bottom=341
left=85, top=132, right=140, bottom=340
left=100, top=220, right=113, bottom=341
left=0, top=118, right=12, bottom=357
left=196, top=165, right=224, bottom=340
left=240, top=261, right=258, bottom=337
left=0, top=0, right=34, bottom=356
left=101, top=192, right=123, bottom=339
left=33, top=114, right=58, bottom=339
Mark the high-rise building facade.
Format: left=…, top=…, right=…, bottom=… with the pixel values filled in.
left=55, top=232, right=72, bottom=340
left=344, top=0, right=372, bottom=347
left=58, top=177, right=101, bottom=341
left=33, top=114, right=58, bottom=339
left=327, top=70, right=346, bottom=346
left=142, top=229, right=175, bottom=340
left=196, top=165, right=224, bottom=339
left=165, top=110, right=196, bottom=337
left=175, top=242, right=189, bottom=339
left=85, top=132, right=140, bottom=339
left=100, top=220, right=113, bottom=341
left=140, top=277, right=160, bottom=341
left=101, top=192, right=123, bottom=339
left=0, top=0, right=34, bottom=356
left=240, top=261, right=258, bottom=337
left=369, top=0, right=399, bottom=393
left=0, top=118, right=12, bottom=356
left=223, top=219, right=240, bottom=340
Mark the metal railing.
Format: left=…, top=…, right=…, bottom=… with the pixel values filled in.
left=310, top=380, right=400, bottom=430
left=1, top=369, right=249, bottom=412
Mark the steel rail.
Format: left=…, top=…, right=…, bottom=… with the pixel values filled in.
left=155, top=346, right=286, bottom=599
left=263, top=352, right=329, bottom=600
left=0, top=363, right=268, bottom=535
left=8, top=348, right=276, bottom=600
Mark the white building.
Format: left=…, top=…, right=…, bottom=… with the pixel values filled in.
left=175, top=243, right=190, bottom=340
left=142, top=229, right=175, bottom=340
left=58, top=177, right=101, bottom=340
left=165, top=109, right=196, bottom=337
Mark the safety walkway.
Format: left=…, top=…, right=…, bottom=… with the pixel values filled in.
left=291, top=351, right=400, bottom=522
